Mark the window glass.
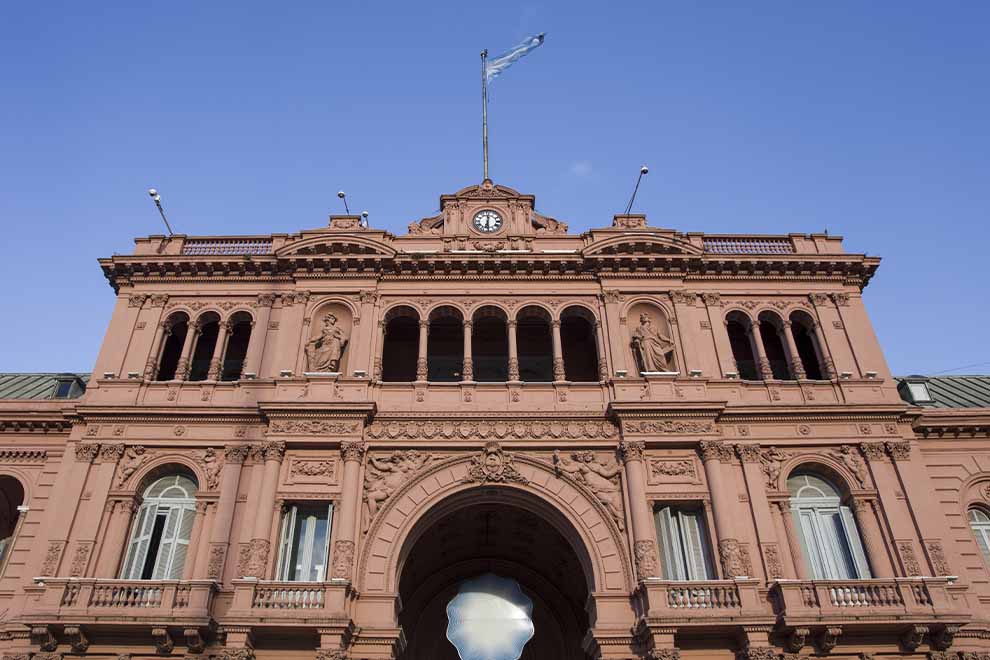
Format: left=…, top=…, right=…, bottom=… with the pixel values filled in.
left=907, top=382, right=932, bottom=402
left=970, top=507, right=990, bottom=565
left=120, top=474, right=197, bottom=580
left=654, top=506, right=713, bottom=580
left=788, top=472, right=870, bottom=579
left=277, top=503, right=334, bottom=581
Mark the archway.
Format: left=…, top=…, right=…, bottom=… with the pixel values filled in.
left=397, top=490, right=591, bottom=660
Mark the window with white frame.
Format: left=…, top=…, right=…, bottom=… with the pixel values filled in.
left=276, top=502, right=334, bottom=581
left=969, top=507, right=990, bottom=565
left=787, top=472, right=871, bottom=580
left=120, top=474, right=197, bottom=580
left=654, top=505, right=714, bottom=580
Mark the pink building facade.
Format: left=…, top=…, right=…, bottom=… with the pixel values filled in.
left=0, top=180, right=988, bottom=660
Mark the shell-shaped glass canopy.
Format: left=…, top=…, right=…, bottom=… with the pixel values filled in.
left=446, top=573, right=535, bottom=660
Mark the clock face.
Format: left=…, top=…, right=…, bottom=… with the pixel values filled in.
left=472, top=209, right=503, bottom=233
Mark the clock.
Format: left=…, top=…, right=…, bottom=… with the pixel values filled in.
left=472, top=209, right=503, bottom=233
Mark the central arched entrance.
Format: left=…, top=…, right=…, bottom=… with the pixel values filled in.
left=396, top=489, right=592, bottom=660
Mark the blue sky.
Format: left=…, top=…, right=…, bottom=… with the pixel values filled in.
left=1, top=2, right=988, bottom=375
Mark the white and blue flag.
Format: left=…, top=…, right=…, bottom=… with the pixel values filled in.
left=485, top=33, right=545, bottom=83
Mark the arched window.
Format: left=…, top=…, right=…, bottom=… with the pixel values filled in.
left=188, top=314, right=220, bottom=382
left=654, top=504, right=714, bottom=580
left=382, top=307, right=420, bottom=382
left=156, top=313, right=189, bottom=381
left=758, top=312, right=792, bottom=380
left=0, top=476, right=25, bottom=572
left=516, top=306, right=553, bottom=382
left=969, top=506, right=990, bottom=565
left=726, top=312, right=758, bottom=380
left=427, top=306, right=464, bottom=382
left=789, top=311, right=824, bottom=380
left=221, top=312, right=253, bottom=381
left=560, top=307, right=599, bottom=382
left=121, top=474, right=197, bottom=580
left=787, top=472, right=871, bottom=579
left=472, top=307, right=508, bottom=382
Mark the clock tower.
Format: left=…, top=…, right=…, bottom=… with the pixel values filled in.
left=438, top=179, right=539, bottom=237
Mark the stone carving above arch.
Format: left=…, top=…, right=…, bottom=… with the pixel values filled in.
left=357, top=448, right=633, bottom=595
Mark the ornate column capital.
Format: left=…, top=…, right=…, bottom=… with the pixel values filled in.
left=699, top=440, right=733, bottom=463
left=507, top=319, right=518, bottom=329
left=886, top=440, right=911, bottom=461
left=859, top=441, right=887, bottom=461
left=74, top=443, right=100, bottom=463
left=551, top=319, right=561, bottom=329
left=224, top=444, right=250, bottom=463
left=99, top=443, right=126, bottom=463
left=735, top=443, right=762, bottom=463
left=341, top=440, right=367, bottom=463
left=261, top=440, right=286, bottom=462
left=618, top=440, right=645, bottom=463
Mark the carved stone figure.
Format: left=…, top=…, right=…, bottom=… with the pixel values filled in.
left=463, top=442, right=528, bottom=485
left=837, top=444, right=867, bottom=487
left=364, top=450, right=432, bottom=527
left=305, top=313, right=348, bottom=372
left=201, top=448, right=221, bottom=490
left=759, top=447, right=788, bottom=490
left=116, top=446, right=148, bottom=489
left=553, top=449, right=625, bottom=530
left=631, top=313, right=675, bottom=373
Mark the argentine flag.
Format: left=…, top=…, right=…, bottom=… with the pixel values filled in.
left=485, top=33, right=545, bottom=83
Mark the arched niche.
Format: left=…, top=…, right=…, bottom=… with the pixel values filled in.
left=305, top=302, right=354, bottom=374
left=626, top=302, right=677, bottom=374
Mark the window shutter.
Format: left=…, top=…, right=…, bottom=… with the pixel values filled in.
left=840, top=506, right=872, bottom=579
left=976, top=528, right=990, bottom=564
left=121, top=504, right=156, bottom=579
left=276, top=506, right=297, bottom=581
left=165, top=506, right=196, bottom=580
left=152, top=507, right=182, bottom=580
left=681, top=511, right=712, bottom=580
left=316, top=503, right=334, bottom=581
left=796, top=508, right=827, bottom=579
left=656, top=508, right=684, bottom=580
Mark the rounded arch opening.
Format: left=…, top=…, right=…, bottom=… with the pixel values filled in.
left=221, top=311, right=253, bottom=381
left=472, top=306, right=508, bottom=382
left=156, top=312, right=190, bottom=381
left=382, top=306, right=420, bottom=382
left=967, top=503, right=990, bottom=566
left=0, top=476, right=25, bottom=568
left=516, top=305, right=553, bottom=382
left=725, top=311, right=758, bottom=380
left=789, top=310, right=825, bottom=380
left=428, top=306, right=464, bottom=382
left=560, top=306, right=599, bottom=382
left=121, top=469, right=199, bottom=581
left=188, top=312, right=221, bottom=381
left=396, top=488, right=593, bottom=660
left=757, top=311, right=792, bottom=380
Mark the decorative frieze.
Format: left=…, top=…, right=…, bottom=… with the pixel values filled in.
left=624, top=419, right=719, bottom=436
left=288, top=458, right=336, bottom=482
left=647, top=458, right=697, bottom=482
left=268, top=419, right=361, bottom=435
left=366, top=419, right=617, bottom=441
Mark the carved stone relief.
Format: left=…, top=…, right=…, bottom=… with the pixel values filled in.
left=553, top=449, right=624, bottom=530
left=364, top=450, right=434, bottom=530
left=646, top=458, right=697, bottom=483
left=366, top=419, right=617, bottom=440
left=464, top=442, right=528, bottom=485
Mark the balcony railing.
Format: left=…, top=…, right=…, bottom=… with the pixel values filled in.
left=227, top=579, right=352, bottom=621
left=703, top=237, right=795, bottom=255
left=182, top=238, right=273, bottom=256
left=771, top=578, right=957, bottom=621
left=636, top=579, right=767, bottom=622
left=28, top=579, right=216, bottom=622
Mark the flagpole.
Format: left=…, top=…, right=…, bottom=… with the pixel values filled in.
left=481, top=49, right=489, bottom=181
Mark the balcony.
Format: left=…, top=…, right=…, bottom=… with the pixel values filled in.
left=25, top=578, right=216, bottom=626
left=634, top=579, right=771, bottom=625
left=224, top=579, right=354, bottom=626
left=771, top=578, right=969, bottom=626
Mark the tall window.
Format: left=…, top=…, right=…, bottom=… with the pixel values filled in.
left=970, top=507, right=990, bottom=565
left=788, top=473, right=871, bottom=579
left=654, top=505, right=714, bottom=580
left=276, top=503, right=334, bottom=581
left=381, top=307, right=419, bottom=382
left=121, top=475, right=197, bottom=580
left=0, top=476, right=25, bottom=573
left=726, top=312, right=758, bottom=380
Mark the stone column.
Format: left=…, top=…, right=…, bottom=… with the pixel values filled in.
left=243, top=294, right=274, bottom=377
left=851, top=497, right=894, bottom=578
left=670, top=291, right=698, bottom=375
left=94, top=498, right=138, bottom=577
left=462, top=319, right=474, bottom=382
left=206, top=445, right=249, bottom=580
left=735, top=444, right=783, bottom=580
left=182, top=501, right=210, bottom=580
left=330, top=441, right=366, bottom=581
left=599, top=291, right=628, bottom=376
left=207, top=320, right=231, bottom=380
left=551, top=319, right=566, bottom=381
left=373, top=320, right=386, bottom=381
left=808, top=321, right=834, bottom=379
left=748, top=323, right=773, bottom=380
left=144, top=322, right=170, bottom=379
left=780, top=321, right=806, bottom=379
left=769, top=500, right=799, bottom=579
left=699, top=440, right=747, bottom=578
left=776, top=499, right=809, bottom=579
left=593, top=321, right=609, bottom=381
left=175, top=321, right=200, bottom=381
left=192, top=502, right=216, bottom=578
left=860, top=441, right=925, bottom=576
left=507, top=320, right=520, bottom=381
left=66, top=443, right=125, bottom=578
left=619, top=441, right=660, bottom=579
left=808, top=294, right=849, bottom=379
left=33, top=443, right=100, bottom=577
left=416, top=319, right=429, bottom=382
left=244, top=441, right=285, bottom=578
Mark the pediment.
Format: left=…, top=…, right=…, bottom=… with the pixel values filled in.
left=582, top=234, right=703, bottom=257
left=442, top=181, right=533, bottom=204
left=276, top=233, right=397, bottom=258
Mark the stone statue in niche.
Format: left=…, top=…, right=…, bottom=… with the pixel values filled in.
left=631, top=312, right=675, bottom=373
left=305, top=314, right=348, bottom=373
left=553, top=450, right=625, bottom=529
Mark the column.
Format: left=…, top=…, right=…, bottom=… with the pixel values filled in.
left=94, top=498, right=138, bottom=577
left=205, top=445, right=249, bottom=580
left=143, top=322, right=170, bottom=379
left=593, top=321, right=609, bottom=381
left=329, top=441, right=366, bottom=581
left=243, top=295, right=274, bottom=377
left=809, top=321, right=834, bottom=379
left=780, top=321, right=806, bottom=379
left=192, top=502, right=216, bottom=578
left=699, top=440, right=746, bottom=578
left=175, top=321, right=200, bottom=381
left=461, top=319, right=474, bottom=381
left=66, top=443, right=125, bottom=577
left=245, top=441, right=285, bottom=578
left=551, top=319, right=565, bottom=382
left=670, top=292, right=698, bottom=374
left=748, top=323, right=773, bottom=380
left=776, top=500, right=809, bottom=579
left=861, top=442, right=925, bottom=576
left=373, top=320, right=386, bottom=381
left=182, top=501, right=210, bottom=580
left=32, top=443, right=99, bottom=577
left=619, top=441, right=660, bottom=579
left=207, top=320, right=231, bottom=380
left=416, top=319, right=429, bottom=382
left=770, top=500, right=800, bottom=579
left=808, top=294, right=853, bottom=379
left=701, top=293, right=735, bottom=378
left=735, top=444, right=783, bottom=580
left=599, top=291, right=629, bottom=376
left=507, top=320, right=520, bottom=381
left=851, top=498, right=894, bottom=577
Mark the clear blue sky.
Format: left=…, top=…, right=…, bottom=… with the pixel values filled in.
left=2, top=2, right=988, bottom=376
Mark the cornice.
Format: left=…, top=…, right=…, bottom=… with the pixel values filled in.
left=258, top=402, right=377, bottom=423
